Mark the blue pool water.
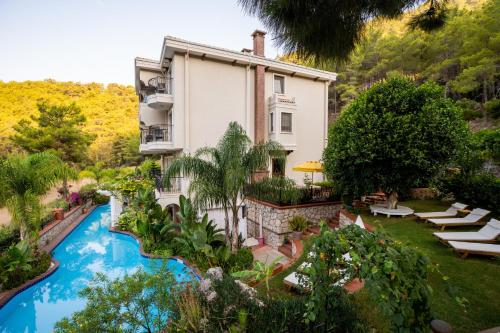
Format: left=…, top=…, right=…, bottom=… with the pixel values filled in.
left=0, top=205, right=194, bottom=333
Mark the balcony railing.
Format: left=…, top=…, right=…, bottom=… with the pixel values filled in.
left=155, top=175, right=182, bottom=194
left=148, top=75, right=172, bottom=95
left=140, top=124, right=173, bottom=144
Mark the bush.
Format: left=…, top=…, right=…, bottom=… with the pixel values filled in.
left=0, top=241, right=51, bottom=291
left=116, top=209, right=137, bottom=232
left=439, top=172, right=500, bottom=214
left=245, top=176, right=302, bottom=205
left=78, top=183, right=96, bottom=202
left=0, top=226, right=19, bottom=253
left=485, top=99, right=500, bottom=119
left=229, top=247, right=254, bottom=272
left=456, top=98, right=482, bottom=120
left=92, top=193, right=110, bottom=205
left=289, top=215, right=308, bottom=232
left=474, top=128, right=500, bottom=163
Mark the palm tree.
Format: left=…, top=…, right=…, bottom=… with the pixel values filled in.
left=164, top=122, right=283, bottom=252
left=0, top=152, right=65, bottom=242
left=238, top=0, right=448, bottom=64
left=54, top=162, right=78, bottom=202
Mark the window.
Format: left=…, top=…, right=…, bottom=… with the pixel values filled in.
left=281, top=112, right=292, bottom=132
left=270, top=112, right=274, bottom=132
left=273, top=75, right=285, bottom=94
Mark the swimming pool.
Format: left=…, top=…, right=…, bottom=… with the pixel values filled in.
left=0, top=205, right=194, bottom=333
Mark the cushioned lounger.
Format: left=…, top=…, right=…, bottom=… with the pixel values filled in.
left=434, top=218, right=500, bottom=243
left=448, top=240, right=500, bottom=258
left=427, top=208, right=491, bottom=231
left=414, top=202, right=468, bottom=219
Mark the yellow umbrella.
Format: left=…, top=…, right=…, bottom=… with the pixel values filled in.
left=292, top=161, right=323, bottom=183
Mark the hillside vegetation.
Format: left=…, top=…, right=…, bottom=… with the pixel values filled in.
left=0, top=80, right=138, bottom=163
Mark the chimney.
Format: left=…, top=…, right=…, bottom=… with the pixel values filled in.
left=251, top=30, right=266, bottom=57
left=252, top=30, right=266, bottom=146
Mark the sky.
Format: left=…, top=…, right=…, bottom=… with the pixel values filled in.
left=0, top=0, right=280, bottom=85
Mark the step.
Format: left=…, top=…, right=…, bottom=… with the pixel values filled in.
left=278, top=243, right=293, bottom=258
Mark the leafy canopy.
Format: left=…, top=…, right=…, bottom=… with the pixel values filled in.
left=0, top=152, right=67, bottom=241
left=323, top=76, right=468, bottom=198
left=239, top=0, right=448, bottom=63
left=11, top=102, right=94, bottom=164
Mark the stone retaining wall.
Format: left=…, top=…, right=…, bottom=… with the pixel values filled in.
left=37, top=201, right=92, bottom=248
left=246, top=199, right=343, bottom=249
left=339, top=209, right=357, bottom=227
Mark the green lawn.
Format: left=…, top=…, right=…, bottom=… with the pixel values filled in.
left=362, top=200, right=500, bottom=333
left=260, top=200, right=500, bottom=333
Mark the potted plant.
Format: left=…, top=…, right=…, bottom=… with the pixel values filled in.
left=289, top=215, right=308, bottom=240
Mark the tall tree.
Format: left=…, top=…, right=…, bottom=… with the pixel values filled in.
left=0, top=152, right=66, bottom=242
left=11, top=102, right=94, bottom=164
left=323, top=76, right=469, bottom=208
left=163, top=122, right=283, bottom=252
left=239, top=0, right=448, bottom=63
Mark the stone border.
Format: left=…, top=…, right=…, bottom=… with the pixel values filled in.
left=0, top=205, right=98, bottom=310
left=246, top=197, right=343, bottom=210
left=108, top=228, right=202, bottom=279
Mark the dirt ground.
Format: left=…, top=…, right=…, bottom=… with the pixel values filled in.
left=0, top=178, right=93, bottom=227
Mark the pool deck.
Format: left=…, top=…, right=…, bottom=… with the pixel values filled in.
left=0, top=205, right=97, bottom=309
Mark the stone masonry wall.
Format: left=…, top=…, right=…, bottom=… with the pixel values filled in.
left=246, top=199, right=343, bottom=249
left=338, top=209, right=357, bottom=227
left=37, top=201, right=92, bottom=248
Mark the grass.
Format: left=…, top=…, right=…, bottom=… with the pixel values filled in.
left=362, top=199, right=500, bottom=333
left=260, top=199, right=500, bottom=333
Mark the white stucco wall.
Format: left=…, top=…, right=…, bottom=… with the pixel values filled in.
left=264, top=72, right=327, bottom=184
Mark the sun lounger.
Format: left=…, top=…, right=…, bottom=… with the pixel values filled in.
left=414, top=202, right=468, bottom=220
left=427, top=208, right=491, bottom=231
left=448, top=241, right=500, bottom=258
left=283, top=271, right=311, bottom=290
left=434, top=219, right=500, bottom=243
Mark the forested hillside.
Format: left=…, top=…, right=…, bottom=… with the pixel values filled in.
left=283, top=0, right=499, bottom=127
left=0, top=80, right=138, bottom=163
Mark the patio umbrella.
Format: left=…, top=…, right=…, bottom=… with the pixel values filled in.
left=292, top=160, right=323, bottom=183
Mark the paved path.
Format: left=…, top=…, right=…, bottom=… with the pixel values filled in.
left=0, top=179, right=93, bottom=227
left=252, top=245, right=290, bottom=266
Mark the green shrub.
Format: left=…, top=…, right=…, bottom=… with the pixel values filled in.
left=439, top=172, right=500, bottom=214
left=78, top=183, right=96, bottom=202
left=0, top=226, right=19, bottom=252
left=0, top=241, right=51, bottom=291
left=92, top=193, right=110, bottom=205
left=116, top=209, right=137, bottom=232
left=245, top=176, right=302, bottom=205
left=289, top=215, right=308, bottom=232
left=474, top=128, right=500, bottom=163
left=456, top=98, right=482, bottom=120
left=229, top=247, right=254, bottom=272
left=313, top=180, right=335, bottom=187
left=485, top=99, right=500, bottom=119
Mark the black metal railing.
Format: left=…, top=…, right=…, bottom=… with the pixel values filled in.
left=148, top=75, right=172, bottom=95
left=140, top=124, right=173, bottom=143
left=155, top=175, right=182, bottom=194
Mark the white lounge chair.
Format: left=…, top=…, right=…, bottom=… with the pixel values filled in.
left=414, top=202, right=468, bottom=220
left=448, top=241, right=500, bottom=258
left=427, top=208, right=491, bottom=231
left=283, top=271, right=311, bottom=290
left=434, top=218, right=500, bottom=243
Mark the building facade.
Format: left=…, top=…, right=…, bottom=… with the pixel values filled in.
left=134, top=30, right=337, bottom=216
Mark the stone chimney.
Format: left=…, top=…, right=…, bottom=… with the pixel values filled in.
left=252, top=30, right=266, bottom=146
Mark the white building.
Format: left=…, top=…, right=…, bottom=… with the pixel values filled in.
left=134, top=30, right=337, bottom=227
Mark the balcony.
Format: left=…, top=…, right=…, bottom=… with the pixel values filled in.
left=143, top=76, right=173, bottom=110
left=268, top=94, right=297, bottom=151
left=139, top=124, right=174, bottom=154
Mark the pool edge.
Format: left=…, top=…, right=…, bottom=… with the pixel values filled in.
left=108, top=227, right=203, bottom=279
left=0, top=205, right=99, bottom=310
